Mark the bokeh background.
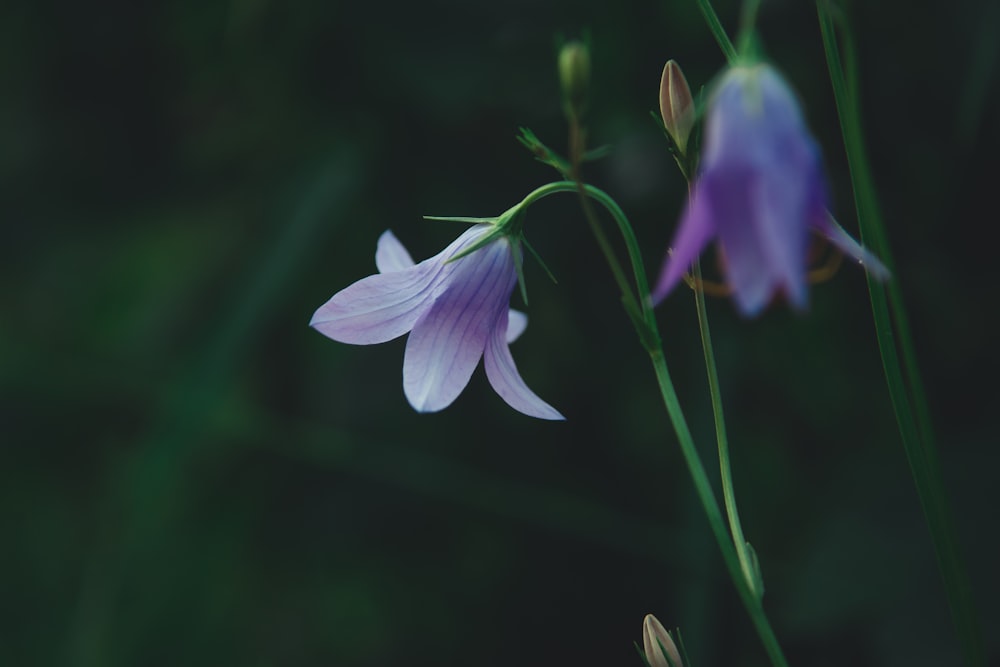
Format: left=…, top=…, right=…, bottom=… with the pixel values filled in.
left=3, top=0, right=998, bottom=665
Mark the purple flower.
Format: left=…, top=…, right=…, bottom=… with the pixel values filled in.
left=653, top=64, right=888, bottom=315
left=310, top=225, right=563, bottom=420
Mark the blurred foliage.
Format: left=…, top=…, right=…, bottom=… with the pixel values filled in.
left=1, top=0, right=998, bottom=665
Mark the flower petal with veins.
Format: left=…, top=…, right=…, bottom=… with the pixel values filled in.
left=484, top=309, right=564, bottom=420
left=403, top=238, right=512, bottom=413
left=312, top=224, right=562, bottom=419
left=375, top=230, right=416, bottom=273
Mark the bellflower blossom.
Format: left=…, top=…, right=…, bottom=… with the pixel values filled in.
left=310, top=224, right=563, bottom=420
left=653, top=64, right=888, bottom=315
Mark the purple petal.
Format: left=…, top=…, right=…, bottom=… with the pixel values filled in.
left=505, top=309, right=528, bottom=344
left=707, top=169, right=780, bottom=315
left=707, top=68, right=819, bottom=314
left=811, top=212, right=891, bottom=281
left=403, top=237, right=515, bottom=413
left=750, top=159, right=814, bottom=310
left=484, top=309, right=564, bottom=420
left=705, top=66, right=809, bottom=168
left=652, top=183, right=716, bottom=304
left=375, top=230, right=415, bottom=273
left=311, top=225, right=493, bottom=345
left=310, top=261, right=440, bottom=344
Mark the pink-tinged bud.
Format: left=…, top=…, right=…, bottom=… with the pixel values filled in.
left=659, top=60, right=695, bottom=155
left=642, top=614, right=682, bottom=667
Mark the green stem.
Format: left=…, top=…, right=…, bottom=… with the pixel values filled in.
left=692, top=260, right=762, bottom=600
left=517, top=182, right=652, bottom=338
left=817, top=4, right=984, bottom=665
left=517, top=179, right=789, bottom=666
left=736, top=0, right=763, bottom=57
left=694, top=0, right=739, bottom=64
left=580, top=189, right=787, bottom=666
left=646, top=349, right=787, bottom=667
left=685, top=0, right=765, bottom=601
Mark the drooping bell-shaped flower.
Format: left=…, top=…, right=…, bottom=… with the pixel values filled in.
left=310, top=224, right=563, bottom=420
left=652, top=63, right=888, bottom=315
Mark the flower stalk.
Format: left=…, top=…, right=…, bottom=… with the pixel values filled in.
left=692, top=259, right=764, bottom=600
left=543, top=179, right=790, bottom=666
left=498, top=173, right=788, bottom=663
left=817, top=3, right=984, bottom=664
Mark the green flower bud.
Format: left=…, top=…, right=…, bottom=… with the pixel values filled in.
left=559, top=41, right=590, bottom=117
left=642, top=614, right=682, bottom=667
left=659, top=60, right=695, bottom=155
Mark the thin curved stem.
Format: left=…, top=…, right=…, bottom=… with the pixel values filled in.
left=576, top=188, right=786, bottom=666
left=516, top=179, right=789, bottom=667
left=646, top=344, right=787, bottom=667
left=695, top=0, right=739, bottom=65
left=736, top=0, right=763, bottom=57
left=517, top=181, right=652, bottom=341
left=692, top=259, right=762, bottom=600
left=817, top=3, right=983, bottom=665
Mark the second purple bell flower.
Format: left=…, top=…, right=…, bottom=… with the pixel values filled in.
left=653, top=64, right=888, bottom=315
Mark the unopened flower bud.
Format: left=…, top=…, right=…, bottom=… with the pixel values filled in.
left=642, top=614, right=682, bottom=667
left=559, top=41, right=590, bottom=117
left=659, top=60, right=695, bottom=155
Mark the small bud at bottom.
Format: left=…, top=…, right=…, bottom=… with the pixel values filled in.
left=642, top=614, right=682, bottom=667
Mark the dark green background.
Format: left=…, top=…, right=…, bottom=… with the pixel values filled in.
left=3, top=0, right=997, bottom=665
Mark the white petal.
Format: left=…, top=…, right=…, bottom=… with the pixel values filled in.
left=310, top=262, right=439, bottom=344
left=403, top=238, right=515, bottom=412
left=375, top=230, right=416, bottom=273
left=311, top=225, right=494, bottom=345
left=484, top=310, right=564, bottom=420
left=505, top=309, right=528, bottom=344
